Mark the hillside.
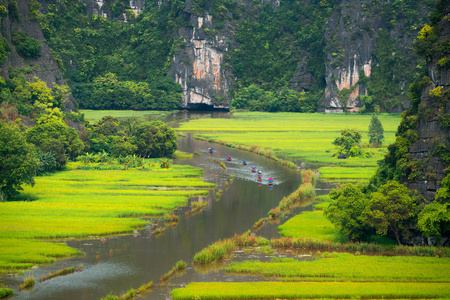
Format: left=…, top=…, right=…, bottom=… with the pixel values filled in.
left=14, top=0, right=434, bottom=112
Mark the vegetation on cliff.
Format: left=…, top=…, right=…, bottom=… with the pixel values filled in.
left=0, top=0, right=431, bottom=112
left=326, top=0, right=450, bottom=244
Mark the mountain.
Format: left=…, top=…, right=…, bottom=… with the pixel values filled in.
left=24, top=0, right=434, bottom=112
left=0, top=0, right=75, bottom=110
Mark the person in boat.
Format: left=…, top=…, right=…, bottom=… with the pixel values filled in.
left=268, top=177, right=274, bottom=185
left=243, top=159, right=247, bottom=165
left=226, top=155, right=232, bottom=161
left=257, top=170, right=262, bottom=174
left=251, top=166, right=256, bottom=172
left=257, top=174, right=262, bottom=181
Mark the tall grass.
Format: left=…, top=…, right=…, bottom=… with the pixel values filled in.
left=38, top=265, right=82, bottom=282
left=267, top=181, right=316, bottom=220
left=270, top=236, right=450, bottom=257
left=160, top=260, right=187, bottom=283
left=193, top=232, right=269, bottom=264
left=18, top=277, right=35, bottom=290
left=0, top=286, right=14, bottom=298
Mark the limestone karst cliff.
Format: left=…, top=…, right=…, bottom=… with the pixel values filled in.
left=12, top=0, right=436, bottom=112
left=371, top=0, right=449, bottom=203
left=407, top=2, right=449, bottom=200
left=0, top=0, right=73, bottom=109
left=171, top=10, right=230, bottom=109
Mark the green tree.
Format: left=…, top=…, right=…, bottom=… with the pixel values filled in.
left=364, top=181, right=415, bottom=245
left=0, top=121, right=38, bottom=200
left=368, top=113, right=384, bottom=147
left=417, top=202, right=450, bottom=242
left=417, top=174, right=450, bottom=241
left=325, top=183, right=370, bottom=242
left=110, top=136, right=137, bottom=158
left=332, top=128, right=362, bottom=157
left=26, top=119, right=84, bottom=167
left=133, top=120, right=177, bottom=158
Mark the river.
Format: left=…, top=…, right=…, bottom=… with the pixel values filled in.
left=2, top=113, right=334, bottom=300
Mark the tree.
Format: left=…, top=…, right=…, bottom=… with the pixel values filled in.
left=368, top=113, right=384, bottom=147
left=364, top=181, right=415, bottom=245
left=325, top=183, right=370, bottom=241
left=332, top=128, right=363, bottom=157
left=133, top=120, right=177, bottom=158
left=26, top=119, right=84, bottom=167
left=417, top=202, right=450, bottom=242
left=0, top=121, right=38, bottom=200
left=417, top=174, right=450, bottom=241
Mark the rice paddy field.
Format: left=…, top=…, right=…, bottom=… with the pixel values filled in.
left=171, top=282, right=450, bottom=299
left=0, top=162, right=214, bottom=271
left=278, top=211, right=345, bottom=242
left=177, top=112, right=402, bottom=180
left=79, top=109, right=172, bottom=122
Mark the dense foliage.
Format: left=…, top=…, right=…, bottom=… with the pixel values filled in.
left=20, top=0, right=432, bottom=112
left=0, top=121, right=37, bottom=201
left=326, top=181, right=415, bottom=245
left=326, top=0, right=450, bottom=244
left=37, top=0, right=183, bottom=110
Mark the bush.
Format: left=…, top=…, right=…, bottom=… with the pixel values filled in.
left=12, top=32, right=42, bottom=58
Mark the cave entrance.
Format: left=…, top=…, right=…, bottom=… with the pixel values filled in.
left=184, top=103, right=229, bottom=111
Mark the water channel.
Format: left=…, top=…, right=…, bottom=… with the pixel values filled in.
left=2, top=112, right=334, bottom=300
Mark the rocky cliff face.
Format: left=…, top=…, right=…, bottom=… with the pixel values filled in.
left=0, top=0, right=72, bottom=109
left=408, top=5, right=450, bottom=200
left=171, top=10, right=230, bottom=109
left=78, top=0, right=145, bottom=20
left=323, top=0, right=430, bottom=112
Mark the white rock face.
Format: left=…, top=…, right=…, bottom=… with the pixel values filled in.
left=172, top=15, right=229, bottom=109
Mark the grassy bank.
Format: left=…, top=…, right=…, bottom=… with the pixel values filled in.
left=0, top=161, right=214, bottom=271
left=177, top=112, right=401, bottom=180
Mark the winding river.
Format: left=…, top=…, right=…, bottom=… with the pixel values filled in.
left=2, top=113, right=334, bottom=300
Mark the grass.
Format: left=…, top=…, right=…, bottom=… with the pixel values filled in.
left=160, top=260, right=187, bottom=283
left=38, top=265, right=82, bottom=282
left=225, top=253, right=450, bottom=282
left=171, top=282, right=450, bottom=299
left=278, top=211, right=345, bottom=242
left=0, top=162, right=214, bottom=271
left=177, top=112, right=402, bottom=180
left=79, top=109, right=172, bottom=122
left=193, top=232, right=269, bottom=264
left=18, top=277, right=35, bottom=290
left=0, top=286, right=13, bottom=298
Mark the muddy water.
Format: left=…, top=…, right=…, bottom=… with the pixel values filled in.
left=3, top=117, right=334, bottom=300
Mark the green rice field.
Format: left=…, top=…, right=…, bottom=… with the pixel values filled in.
left=0, top=162, right=214, bottom=271
left=178, top=112, right=402, bottom=180
left=79, top=109, right=172, bottom=122
left=171, top=282, right=450, bottom=299
left=278, top=211, right=344, bottom=242
left=225, top=254, right=450, bottom=282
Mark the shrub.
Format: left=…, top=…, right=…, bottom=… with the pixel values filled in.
left=18, top=277, right=35, bottom=290
left=12, top=32, right=42, bottom=58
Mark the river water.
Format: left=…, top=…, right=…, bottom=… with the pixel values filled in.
left=2, top=113, right=334, bottom=300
